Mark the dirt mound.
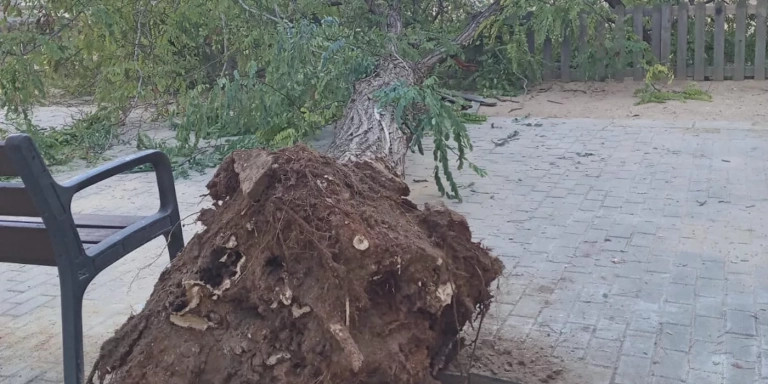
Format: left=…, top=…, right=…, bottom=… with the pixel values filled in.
left=88, top=146, right=503, bottom=384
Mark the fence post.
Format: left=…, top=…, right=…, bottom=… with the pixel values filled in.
left=615, top=6, right=626, bottom=82
left=596, top=23, right=606, bottom=80
left=578, top=12, right=588, bottom=81
left=676, top=3, right=689, bottom=79
left=633, top=7, right=645, bottom=80
left=561, top=30, right=571, bottom=82
left=652, top=6, right=663, bottom=61
left=694, top=2, right=706, bottom=81
left=527, top=28, right=535, bottom=55
left=714, top=1, right=725, bottom=81
left=543, top=36, right=553, bottom=81
left=734, top=0, right=747, bottom=80
left=757, top=0, right=767, bottom=80
left=660, top=4, right=672, bottom=64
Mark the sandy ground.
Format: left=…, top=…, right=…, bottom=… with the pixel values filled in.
left=481, top=80, right=768, bottom=124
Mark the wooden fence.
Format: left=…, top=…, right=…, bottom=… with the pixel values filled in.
left=538, top=0, right=768, bottom=82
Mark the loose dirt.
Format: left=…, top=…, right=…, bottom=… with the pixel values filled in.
left=87, top=146, right=503, bottom=384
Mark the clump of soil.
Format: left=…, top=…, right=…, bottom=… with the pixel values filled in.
left=88, top=146, right=503, bottom=384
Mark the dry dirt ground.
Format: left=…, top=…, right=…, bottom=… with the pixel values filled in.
left=481, top=80, right=768, bottom=124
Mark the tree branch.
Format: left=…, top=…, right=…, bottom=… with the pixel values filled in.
left=417, top=0, right=501, bottom=72
left=237, top=0, right=292, bottom=26
left=386, top=0, right=402, bottom=35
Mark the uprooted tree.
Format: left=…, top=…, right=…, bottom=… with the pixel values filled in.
left=82, top=1, right=507, bottom=383
left=0, top=1, right=643, bottom=381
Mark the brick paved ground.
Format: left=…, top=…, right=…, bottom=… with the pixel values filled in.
left=3, top=117, right=768, bottom=383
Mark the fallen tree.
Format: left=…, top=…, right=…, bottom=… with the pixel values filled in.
left=87, top=1, right=504, bottom=383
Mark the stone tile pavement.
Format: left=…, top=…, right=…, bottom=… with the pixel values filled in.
left=3, top=117, right=768, bottom=383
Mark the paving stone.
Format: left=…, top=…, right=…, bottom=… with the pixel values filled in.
left=725, top=335, right=759, bottom=362
left=4, top=296, right=55, bottom=317
left=690, top=340, right=725, bottom=373
left=697, top=278, right=726, bottom=299
left=700, top=261, right=727, bottom=280
left=594, top=316, right=628, bottom=341
left=726, top=310, right=757, bottom=336
left=694, top=316, right=724, bottom=341
left=665, top=283, right=695, bottom=305
left=603, top=237, right=629, bottom=251
left=512, top=295, right=546, bottom=318
left=622, top=331, right=657, bottom=358
left=651, top=349, right=688, bottom=380
left=608, top=224, right=635, bottom=239
left=557, top=323, right=594, bottom=348
left=724, top=292, right=754, bottom=312
left=725, top=360, right=757, bottom=384
left=661, top=303, right=693, bottom=326
left=697, top=297, right=725, bottom=319
left=630, top=311, right=662, bottom=334
left=497, top=316, right=535, bottom=342
left=660, top=323, right=692, bottom=352
left=688, top=370, right=723, bottom=384
left=616, top=355, right=653, bottom=384
left=587, top=338, right=621, bottom=366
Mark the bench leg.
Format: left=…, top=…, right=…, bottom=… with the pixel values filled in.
left=60, top=282, right=85, bottom=384
left=164, top=225, right=184, bottom=262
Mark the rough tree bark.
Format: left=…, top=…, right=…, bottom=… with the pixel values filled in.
left=328, top=0, right=501, bottom=172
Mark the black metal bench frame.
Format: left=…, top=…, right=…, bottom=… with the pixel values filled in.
left=0, top=134, right=184, bottom=384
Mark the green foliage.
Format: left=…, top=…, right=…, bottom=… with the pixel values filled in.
left=150, top=18, right=375, bottom=175
left=9, top=107, right=121, bottom=166
left=634, top=64, right=712, bottom=104
left=375, top=77, right=486, bottom=201
left=0, top=0, right=681, bottom=195
left=136, top=132, right=262, bottom=177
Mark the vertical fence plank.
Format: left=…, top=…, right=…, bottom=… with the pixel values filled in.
left=714, top=1, right=725, bottom=81
left=615, top=6, right=626, bottom=82
left=596, top=23, right=606, bottom=80
left=527, top=28, right=535, bottom=55
left=561, top=30, right=571, bottom=82
left=543, top=36, right=553, bottom=81
left=757, top=0, right=767, bottom=80
left=660, top=4, right=672, bottom=64
left=652, top=6, right=663, bottom=61
left=735, top=0, right=747, bottom=80
left=578, top=13, right=588, bottom=81
left=694, top=2, right=706, bottom=81
left=676, top=3, right=689, bottom=78
left=633, top=7, right=645, bottom=80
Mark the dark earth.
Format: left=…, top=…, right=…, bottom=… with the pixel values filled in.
left=87, top=146, right=503, bottom=384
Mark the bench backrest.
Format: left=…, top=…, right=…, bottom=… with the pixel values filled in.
left=0, top=144, right=42, bottom=217
left=0, top=136, right=80, bottom=266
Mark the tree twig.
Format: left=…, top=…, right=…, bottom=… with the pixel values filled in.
left=417, top=0, right=501, bottom=72
left=237, top=0, right=291, bottom=26
left=220, top=13, right=229, bottom=78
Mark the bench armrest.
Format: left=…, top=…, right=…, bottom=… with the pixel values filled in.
left=61, top=150, right=179, bottom=214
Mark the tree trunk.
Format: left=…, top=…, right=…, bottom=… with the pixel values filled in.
left=328, top=0, right=500, bottom=172
left=327, top=57, right=416, bottom=172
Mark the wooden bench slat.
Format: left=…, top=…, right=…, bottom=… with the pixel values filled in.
left=78, top=227, right=124, bottom=244
left=0, top=144, right=18, bottom=177
left=0, top=215, right=144, bottom=265
left=0, top=214, right=144, bottom=228
left=0, top=183, right=40, bottom=216
left=0, top=221, right=57, bottom=266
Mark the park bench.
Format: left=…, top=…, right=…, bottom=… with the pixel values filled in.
left=0, top=134, right=185, bottom=384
